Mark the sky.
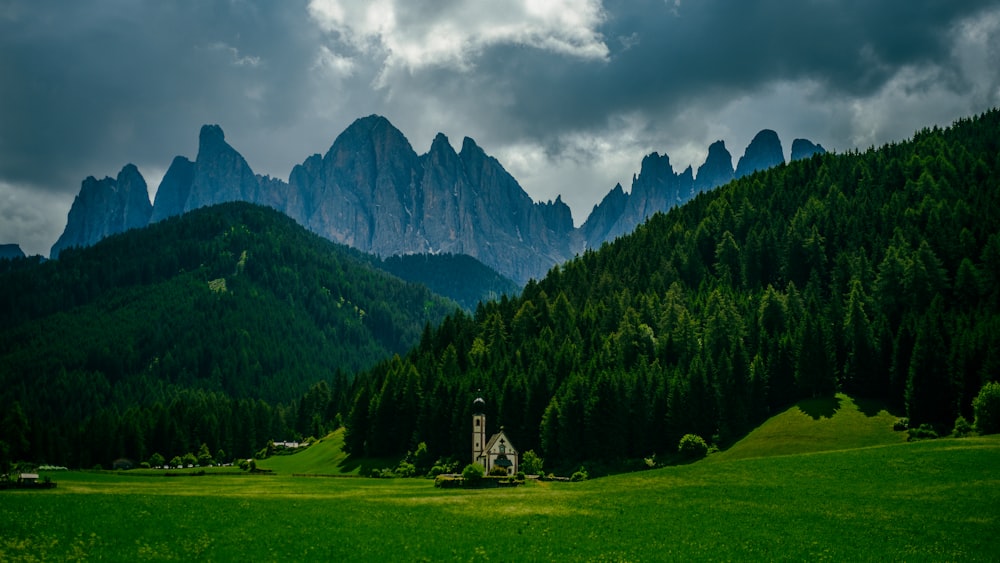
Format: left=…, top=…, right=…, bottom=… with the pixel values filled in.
left=2, top=0, right=999, bottom=257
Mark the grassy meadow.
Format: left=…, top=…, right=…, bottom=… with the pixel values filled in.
left=3, top=397, right=999, bottom=561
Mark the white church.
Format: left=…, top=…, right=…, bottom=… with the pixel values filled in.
left=472, top=397, right=519, bottom=475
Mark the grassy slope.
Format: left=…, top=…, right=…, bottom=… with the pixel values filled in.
left=716, top=393, right=908, bottom=462
left=255, top=428, right=400, bottom=476
left=4, top=397, right=995, bottom=560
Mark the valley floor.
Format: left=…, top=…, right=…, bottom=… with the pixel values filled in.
left=2, top=435, right=998, bottom=561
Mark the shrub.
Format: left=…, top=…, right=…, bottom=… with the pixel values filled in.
left=570, top=467, right=589, bottom=482
left=515, top=471, right=526, bottom=481
left=908, top=423, right=939, bottom=441
left=893, top=418, right=909, bottom=431
left=148, top=453, right=165, bottom=468
left=394, top=461, right=416, bottom=478
left=678, top=434, right=709, bottom=460
left=952, top=415, right=974, bottom=437
left=521, top=450, right=544, bottom=475
left=973, top=381, right=1000, bottom=435
left=488, top=466, right=509, bottom=477
left=169, top=456, right=183, bottom=469
left=461, top=463, right=484, bottom=482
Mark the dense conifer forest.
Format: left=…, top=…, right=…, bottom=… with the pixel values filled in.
left=343, top=110, right=1000, bottom=468
left=378, top=253, right=521, bottom=312
left=0, top=203, right=456, bottom=467
left=2, top=111, right=998, bottom=472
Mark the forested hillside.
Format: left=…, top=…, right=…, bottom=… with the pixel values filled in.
left=379, top=253, right=521, bottom=311
left=343, top=110, right=1000, bottom=468
left=0, top=202, right=455, bottom=467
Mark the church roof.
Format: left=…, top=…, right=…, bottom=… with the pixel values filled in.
left=482, top=430, right=517, bottom=454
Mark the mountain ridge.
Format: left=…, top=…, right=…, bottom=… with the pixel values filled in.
left=52, top=116, right=823, bottom=283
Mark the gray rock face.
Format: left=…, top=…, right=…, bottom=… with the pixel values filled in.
left=579, top=183, right=628, bottom=248
left=0, top=244, right=25, bottom=260
left=151, top=125, right=262, bottom=222
left=695, top=141, right=734, bottom=193
left=292, top=117, right=574, bottom=283
left=790, top=138, right=827, bottom=161
left=55, top=114, right=824, bottom=284
left=51, top=164, right=151, bottom=258
left=144, top=115, right=574, bottom=283
left=735, top=129, right=784, bottom=179
left=149, top=156, right=195, bottom=223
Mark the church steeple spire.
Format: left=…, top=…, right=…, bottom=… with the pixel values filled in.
left=472, top=396, right=486, bottom=465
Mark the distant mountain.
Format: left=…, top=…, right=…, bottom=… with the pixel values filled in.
left=379, top=253, right=521, bottom=311
left=790, top=138, right=827, bottom=161
left=51, top=164, right=152, bottom=258
left=54, top=116, right=821, bottom=283
left=735, top=129, right=784, bottom=179
left=0, top=244, right=25, bottom=260
left=0, top=201, right=457, bottom=466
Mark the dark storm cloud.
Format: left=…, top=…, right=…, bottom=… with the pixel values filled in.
left=0, top=0, right=323, bottom=191
left=1, top=0, right=999, bottom=255
left=389, top=0, right=994, bottom=149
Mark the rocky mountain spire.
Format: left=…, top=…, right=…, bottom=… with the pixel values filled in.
left=51, top=164, right=151, bottom=258
left=695, top=140, right=734, bottom=193
left=735, top=129, right=784, bottom=179
left=790, top=138, right=827, bottom=161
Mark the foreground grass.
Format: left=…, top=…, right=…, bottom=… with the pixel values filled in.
left=3, top=436, right=998, bottom=561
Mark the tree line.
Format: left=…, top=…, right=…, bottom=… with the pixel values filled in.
left=343, top=110, right=1000, bottom=469
left=0, top=203, right=453, bottom=468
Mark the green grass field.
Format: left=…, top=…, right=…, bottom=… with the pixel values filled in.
left=3, top=396, right=999, bottom=561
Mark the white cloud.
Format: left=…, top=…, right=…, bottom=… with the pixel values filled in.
left=495, top=113, right=652, bottom=225
left=0, top=181, right=70, bottom=257
left=307, top=0, right=608, bottom=83
left=206, top=41, right=262, bottom=68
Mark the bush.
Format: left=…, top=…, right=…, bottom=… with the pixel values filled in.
left=893, top=418, right=909, bottom=431
left=521, top=450, right=544, bottom=475
left=973, top=381, right=1000, bottom=435
left=570, top=467, right=589, bottom=482
left=394, top=461, right=416, bottom=478
left=908, top=423, right=939, bottom=441
left=461, top=463, right=484, bottom=482
left=488, top=466, right=509, bottom=477
left=515, top=471, right=526, bottom=481
left=678, top=434, right=709, bottom=460
left=952, top=415, right=974, bottom=437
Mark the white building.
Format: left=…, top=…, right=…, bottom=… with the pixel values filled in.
left=471, top=397, right=518, bottom=475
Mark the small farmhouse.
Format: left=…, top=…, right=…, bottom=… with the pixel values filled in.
left=471, top=397, right=518, bottom=475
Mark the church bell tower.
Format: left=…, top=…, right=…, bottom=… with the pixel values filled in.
left=472, top=396, right=486, bottom=465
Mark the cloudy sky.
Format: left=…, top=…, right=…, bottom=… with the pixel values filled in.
left=2, top=0, right=999, bottom=256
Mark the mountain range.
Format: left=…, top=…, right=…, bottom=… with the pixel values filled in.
left=50, top=116, right=824, bottom=284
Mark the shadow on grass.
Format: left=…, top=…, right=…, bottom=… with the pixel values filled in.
left=335, top=453, right=400, bottom=476
left=854, top=396, right=899, bottom=418
left=798, top=395, right=841, bottom=420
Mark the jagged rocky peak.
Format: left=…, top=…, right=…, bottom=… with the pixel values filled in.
left=637, top=151, right=675, bottom=181
left=0, top=244, right=26, bottom=260
left=51, top=163, right=152, bottom=258
left=735, top=129, right=784, bottom=179
left=791, top=138, right=827, bottom=161
left=199, top=123, right=226, bottom=147
left=150, top=156, right=195, bottom=223
left=695, top=140, right=734, bottom=192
